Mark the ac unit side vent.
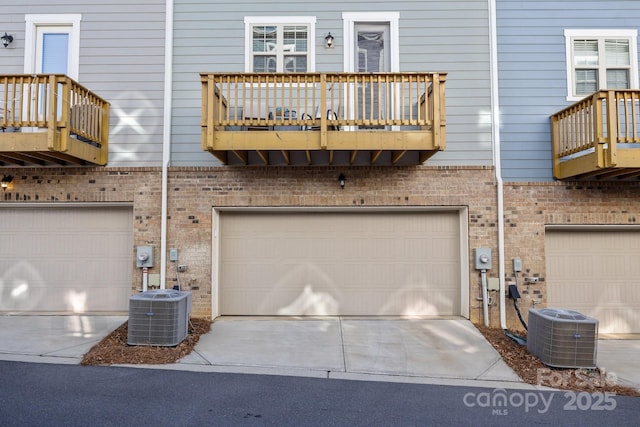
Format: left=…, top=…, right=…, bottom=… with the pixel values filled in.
left=527, top=308, right=598, bottom=369
left=127, top=290, right=192, bottom=346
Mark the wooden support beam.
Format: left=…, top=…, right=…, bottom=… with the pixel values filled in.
left=350, top=150, right=358, bottom=164
left=232, top=150, right=248, bottom=164
left=280, top=150, right=290, bottom=164
left=419, top=150, right=438, bottom=163
left=0, top=153, right=27, bottom=165
left=256, top=150, right=269, bottom=165
left=391, top=150, right=407, bottom=164
left=30, top=152, right=75, bottom=165
left=370, top=150, right=383, bottom=164
left=594, top=168, right=640, bottom=180
left=209, top=150, right=228, bottom=164
left=0, top=152, right=45, bottom=165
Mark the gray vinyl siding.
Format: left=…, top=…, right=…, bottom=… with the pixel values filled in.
left=172, top=0, right=492, bottom=167
left=497, top=0, right=640, bottom=181
left=0, top=1, right=166, bottom=167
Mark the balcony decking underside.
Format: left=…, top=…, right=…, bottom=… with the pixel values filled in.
left=206, top=129, right=440, bottom=165
left=0, top=130, right=104, bottom=166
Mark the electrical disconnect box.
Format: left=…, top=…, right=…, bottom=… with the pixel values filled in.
left=169, top=248, right=178, bottom=262
left=136, top=246, right=154, bottom=268
left=513, top=258, right=523, bottom=272
left=474, top=248, right=492, bottom=270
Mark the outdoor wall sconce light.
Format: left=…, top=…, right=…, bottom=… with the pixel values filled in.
left=338, top=173, right=346, bottom=189
left=1, top=175, right=13, bottom=191
left=1, top=33, right=13, bottom=48
left=325, top=32, right=334, bottom=48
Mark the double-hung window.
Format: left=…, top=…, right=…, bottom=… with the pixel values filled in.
left=245, top=16, right=316, bottom=72
left=565, top=29, right=638, bottom=101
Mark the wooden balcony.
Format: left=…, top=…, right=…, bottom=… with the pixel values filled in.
left=0, top=74, right=109, bottom=166
left=201, top=72, right=446, bottom=165
left=551, top=90, right=640, bottom=180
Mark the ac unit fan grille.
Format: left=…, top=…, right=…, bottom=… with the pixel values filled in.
left=527, top=308, right=598, bottom=369
left=127, top=290, right=192, bottom=346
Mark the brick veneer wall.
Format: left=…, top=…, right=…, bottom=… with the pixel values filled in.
left=166, top=166, right=500, bottom=321
left=4, top=168, right=638, bottom=330
left=0, top=165, right=501, bottom=322
left=502, top=181, right=640, bottom=330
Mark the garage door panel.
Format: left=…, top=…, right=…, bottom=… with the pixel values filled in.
left=0, top=207, right=133, bottom=313
left=219, top=211, right=461, bottom=316
left=546, top=230, right=640, bottom=334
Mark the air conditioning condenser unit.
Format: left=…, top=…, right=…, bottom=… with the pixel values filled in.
left=128, top=290, right=192, bottom=346
left=527, top=308, right=598, bottom=369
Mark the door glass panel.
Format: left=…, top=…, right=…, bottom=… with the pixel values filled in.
left=355, top=25, right=389, bottom=127
left=42, top=33, right=69, bottom=73
left=36, top=29, right=70, bottom=120
left=357, top=31, right=384, bottom=72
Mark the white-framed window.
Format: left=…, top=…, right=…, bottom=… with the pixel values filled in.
left=565, top=29, right=638, bottom=101
left=244, top=16, right=316, bottom=72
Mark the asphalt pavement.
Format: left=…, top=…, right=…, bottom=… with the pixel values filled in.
left=1, top=360, right=638, bottom=427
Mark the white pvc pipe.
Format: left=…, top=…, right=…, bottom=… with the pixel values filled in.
left=481, top=270, right=489, bottom=326
left=159, top=0, right=175, bottom=289
left=488, top=0, right=507, bottom=330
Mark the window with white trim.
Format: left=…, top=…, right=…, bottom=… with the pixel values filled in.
left=565, top=29, right=638, bottom=101
left=244, top=16, right=316, bottom=72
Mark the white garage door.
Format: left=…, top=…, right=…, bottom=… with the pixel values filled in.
left=218, top=211, right=461, bottom=316
left=546, top=229, right=640, bottom=334
left=0, top=206, right=133, bottom=313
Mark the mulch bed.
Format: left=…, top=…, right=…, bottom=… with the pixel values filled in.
left=81, top=318, right=211, bottom=366
left=475, top=325, right=640, bottom=397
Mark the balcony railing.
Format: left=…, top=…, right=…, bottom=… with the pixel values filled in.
left=551, top=90, right=640, bottom=180
left=201, top=72, right=446, bottom=165
left=0, top=74, right=110, bottom=166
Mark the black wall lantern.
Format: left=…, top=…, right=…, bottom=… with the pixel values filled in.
left=338, top=173, right=346, bottom=189
left=1, top=33, right=13, bottom=48
left=325, top=32, right=334, bottom=48
left=1, top=175, right=13, bottom=191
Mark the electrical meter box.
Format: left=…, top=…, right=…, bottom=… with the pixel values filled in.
left=474, top=247, right=492, bottom=270
left=136, top=246, right=154, bottom=268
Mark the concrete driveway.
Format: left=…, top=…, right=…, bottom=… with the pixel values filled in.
left=0, top=315, right=127, bottom=364
left=596, top=337, right=640, bottom=390
left=178, top=317, right=523, bottom=388
left=0, top=315, right=638, bottom=392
